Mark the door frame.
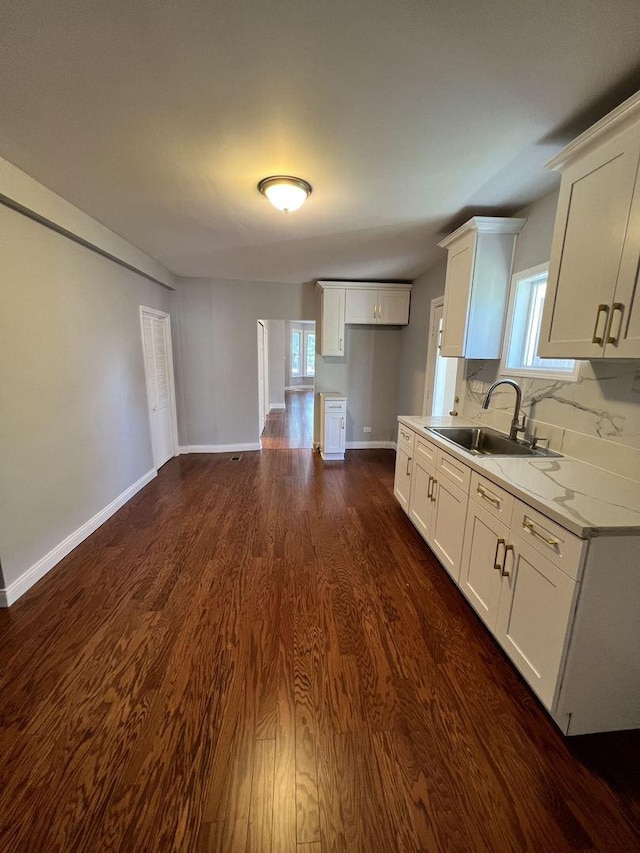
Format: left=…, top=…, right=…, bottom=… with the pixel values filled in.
left=422, top=296, right=465, bottom=416
left=140, top=305, right=179, bottom=470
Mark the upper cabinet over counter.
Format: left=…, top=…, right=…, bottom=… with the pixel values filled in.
left=539, top=91, right=640, bottom=360
left=317, top=281, right=412, bottom=356
left=438, top=217, right=526, bottom=359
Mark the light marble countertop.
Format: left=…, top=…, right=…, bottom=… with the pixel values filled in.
left=397, top=415, right=640, bottom=538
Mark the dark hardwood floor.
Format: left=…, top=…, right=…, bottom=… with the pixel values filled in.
left=261, top=389, right=314, bottom=450
left=1, top=449, right=639, bottom=852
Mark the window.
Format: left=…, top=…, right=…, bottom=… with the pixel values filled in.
left=291, top=327, right=315, bottom=378
left=502, top=263, right=580, bottom=381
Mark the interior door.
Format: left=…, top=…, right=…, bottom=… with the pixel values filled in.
left=141, top=308, right=176, bottom=469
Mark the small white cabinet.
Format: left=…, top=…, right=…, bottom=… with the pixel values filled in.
left=438, top=217, right=526, bottom=358
left=319, top=393, right=346, bottom=460
left=539, top=92, right=640, bottom=359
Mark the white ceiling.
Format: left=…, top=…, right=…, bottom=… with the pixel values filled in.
left=1, top=0, right=639, bottom=283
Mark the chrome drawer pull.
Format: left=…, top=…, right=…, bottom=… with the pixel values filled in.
left=476, top=484, right=501, bottom=508
left=522, top=518, right=559, bottom=547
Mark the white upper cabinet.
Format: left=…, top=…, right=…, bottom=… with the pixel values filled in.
left=344, top=284, right=411, bottom=325
left=438, top=217, right=526, bottom=359
left=318, top=282, right=411, bottom=356
left=539, top=92, right=640, bottom=359
left=318, top=284, right=345, bottom=356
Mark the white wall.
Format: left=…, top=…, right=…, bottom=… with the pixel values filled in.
left=266, top=320, right=286, bottom=408
left=0, top=204, right=172, bottom=595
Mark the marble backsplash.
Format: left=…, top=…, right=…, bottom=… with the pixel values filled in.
left=461, top=360, right=640, bottom=482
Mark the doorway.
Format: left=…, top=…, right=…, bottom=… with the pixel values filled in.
left=257, top=319, right=316, bottom=449
left=423, top=298, right=464, bottom=417
left=140, top=306, right=179, bottom=469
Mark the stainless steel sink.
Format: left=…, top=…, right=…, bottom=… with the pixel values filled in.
left=427, top=426, right=562, bottom=458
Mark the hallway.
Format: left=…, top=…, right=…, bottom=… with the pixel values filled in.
left=261, top=389, right=314, bottom=450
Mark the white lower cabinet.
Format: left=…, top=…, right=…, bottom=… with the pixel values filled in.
left=460, top=502, right=506, bottom=630
left=319, top=393, right=346, bottom=460
left=408, top=456, right=435, bottom=539
left=430, top=475, right=467, bottom=582
left=393, top=425, right=415, bottom=512
left=495, top=534, right=577, bottom=710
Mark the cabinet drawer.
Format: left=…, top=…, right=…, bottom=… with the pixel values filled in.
left=511, top=500, right=585, bottom=581
left=470, top=472, right=514, bottom=526
left=324, top=399, right=346, bottom=413
left=435, top=448, right=471, bottom=493
left=415, top=435, right=437, bottom=467
left=397, top=424, right=415, bottom=454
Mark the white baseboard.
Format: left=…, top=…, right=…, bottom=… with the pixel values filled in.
left=0, top=468, right=157, bottom=608
left=269, top=403, right=286, bottom=411
left=346, top=441, right=396, bottom=450
left=179, top=443, right=261, bottom=454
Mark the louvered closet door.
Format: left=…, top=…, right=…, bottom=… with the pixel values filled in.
left=141, top=310, right=175, bottom=469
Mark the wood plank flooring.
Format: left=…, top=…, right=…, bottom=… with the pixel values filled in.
left=1, top=448, right=639, bottom=852
left=261, top=390, right=314, bottom=449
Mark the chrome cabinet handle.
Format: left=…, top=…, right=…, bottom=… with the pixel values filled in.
left=437, top=328, right=443, bottom=350
left=339, top=337, right=343, bottom=352
left=477, top=484, right=501, bottom=508
left=427, top=475, right=433, bottom=499
left=522, top=517, right=559, bottom=547
left=493, top=537, right=506, bottom=571
left=340, top=417, right=345, bottom=430
left=501, top=544, right=514, bottom=577
left=406, top=456, right=412, bottom=476
left=592, top=303, right=610, bottom=345
left=606, top=302, right=625, bottom=345
left=430, top=478, right=437, bottom=502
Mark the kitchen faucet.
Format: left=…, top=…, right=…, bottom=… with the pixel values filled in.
left=482, top=379, right=526, bottom=441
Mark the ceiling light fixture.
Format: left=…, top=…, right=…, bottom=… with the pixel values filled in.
left=257, top=175, right=312, bottom=213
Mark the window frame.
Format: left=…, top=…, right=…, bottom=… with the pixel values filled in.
left=501, top=263, right=581, bottom=383
left=291, top=325, right=315, bottom=379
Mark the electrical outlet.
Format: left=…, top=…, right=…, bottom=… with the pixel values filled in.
left=363, top=426, right=372, bottom=433
left=470, top=380, right=483, bottom=394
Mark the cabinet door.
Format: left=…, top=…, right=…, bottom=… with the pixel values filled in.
left=324, top=412, right=344, bottom=455
left=608, top=153, right=640, bottom=357
left=495, top=534, right=577, bottom=710
left=393, top=445, right=413, bottom=513
left=430, top=476, right=468, bottom=582
left=459, top=501, right=506, bottom=629
left=378, top=290, right=410, bottom=325
left=539, top=125, right=640, bottom=359
left=320, top=288, right=345, bottom=356
left=344, top=289, right=377, bottom=324
left=440, top=231, right=476, bottom=357
left=408, top=456, right=435, bottom=541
